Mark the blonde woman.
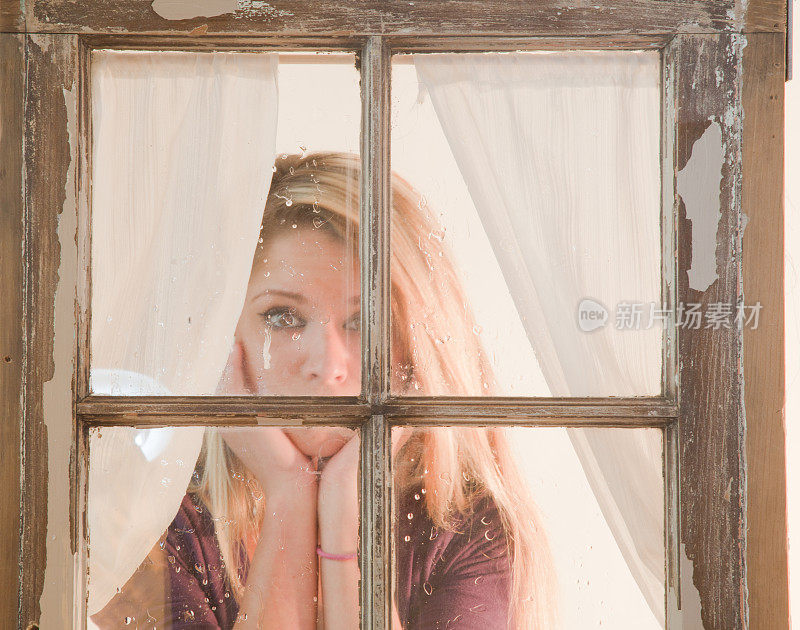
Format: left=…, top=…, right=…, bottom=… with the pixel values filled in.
left=95, top=152, right=556, bottom=630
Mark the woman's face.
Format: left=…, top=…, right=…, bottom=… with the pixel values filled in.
left=236, top=225, right=360, bottom=458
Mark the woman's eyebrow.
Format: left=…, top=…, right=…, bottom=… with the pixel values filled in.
left=249, top=289, right=307, bottom=304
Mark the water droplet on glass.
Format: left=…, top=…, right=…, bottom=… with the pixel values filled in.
left=123, top=617, right=133, bottom=625
left=470, top=604, right=487, bottom=613
left=291, top=332, right=301, bottom=341
left=414, top=493, right=420, bottom=501
left=484, top=530, right=497, bottom=541
left=474, top=575, right=483, bottom=586
left=202, top=578, right=208, bottom=586
left=480, top=516, right=492, bottom=526
left=272, top=165, right=277, bottom=172
left=423, top=582, right=433, bottom=595
left=472, top=325, right=482, bottom=335
left=195, top=562, right=204, bottom=572
left=285, top=199, right=293, bottom=206
left=420, top=488, right=426, bottom=494
left=404, top=535, right=411, bottom=542
left=429, top=527, right=438, bottom=540
left=407, top=512, right=414, bottom=520
left=313, top=217, right=325, bottom=229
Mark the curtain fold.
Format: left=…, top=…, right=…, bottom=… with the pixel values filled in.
left=87, top=50, right=279, bottom=616
left=415, top=51, right=665, bottom=625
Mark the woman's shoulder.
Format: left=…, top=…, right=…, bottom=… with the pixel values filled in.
left=162, top=492, right=241, bottom=628
left=395, top=485, right=512, bottom=628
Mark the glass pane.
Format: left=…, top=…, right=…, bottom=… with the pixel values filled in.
left=87, top=425, right=361, bottom=628
left=90, top=51, right=361, bottom=396
left=390, top=52, right=663, bottom=396
left=391, top=426, right=664, bottom=629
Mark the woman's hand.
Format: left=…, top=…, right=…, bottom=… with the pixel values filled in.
left=317, top=426, right=413, bottom=553
left=317, top=432, right=360, bottom=554
left=218, top=340, right=319, bottom=630
left=216, top=340, right=316, bottom=498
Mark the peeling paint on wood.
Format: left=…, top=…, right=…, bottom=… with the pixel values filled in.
left=671, top=33, right=748, bottom=630
left=677, top=119, right=724, bottom=293
left=22, top=32, right=80, bottom=630
left=25, top=0, right=785, bottom=36
left=151, top=0, right=237, bottom=20
left=0, top=32, right=25, bottom=630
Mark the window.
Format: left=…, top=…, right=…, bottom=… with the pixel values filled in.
left=1, top=3, right=787, bottom=629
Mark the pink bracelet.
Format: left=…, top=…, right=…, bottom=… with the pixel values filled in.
left=316, top=546, right=357, bottom=561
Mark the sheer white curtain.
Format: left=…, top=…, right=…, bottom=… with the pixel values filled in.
left=415, top=51, right=665, bottom=625
left=87, top=50, right=279, bottom=617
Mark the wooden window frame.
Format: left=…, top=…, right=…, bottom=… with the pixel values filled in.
left=0, top=2, right=787, bottom=629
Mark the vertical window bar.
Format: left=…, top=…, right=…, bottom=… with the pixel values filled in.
left=661, top=45, right=678, bottom=403
left=360, top=35, right=391, bottom=630
left=664, top=422, right=682, bottom=621
left=361, top=36, right=391, bottom=403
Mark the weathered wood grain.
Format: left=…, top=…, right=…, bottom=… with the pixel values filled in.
left=0, top=32, right=25, bottom=630
left=741, top=31, right=788, bottom=630
left=22, top=33, right=79, bottom=629
left=745, top=0, right=788, bottom=31
left=75, top=396, right=677, bottom=423
left=0, top=0, right=24, bottom=32
left=25, top=0, right=784, bottom=36
left=671, top=33, right=747, bottom=630
left=360, top=37, right=391, bottom=630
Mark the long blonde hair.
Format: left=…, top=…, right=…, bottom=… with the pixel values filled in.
left=190, top=152, right=557, bottom=628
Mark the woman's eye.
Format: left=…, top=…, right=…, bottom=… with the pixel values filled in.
left=343, top=312, right=361, bottom=332
left=263, top=308, right=304, bottom=328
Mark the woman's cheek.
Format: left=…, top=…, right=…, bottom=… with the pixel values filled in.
left=251, top=332, right=298, bottom=394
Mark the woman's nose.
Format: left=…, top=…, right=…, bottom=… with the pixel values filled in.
left=301, top=322, right=350, bottom=386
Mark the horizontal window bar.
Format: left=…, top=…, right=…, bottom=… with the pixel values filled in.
left=387, top=34, right=673, bottom=53
left=82, top=35, right=367, bottom=52
left=77, top=396, right=676, bottom=425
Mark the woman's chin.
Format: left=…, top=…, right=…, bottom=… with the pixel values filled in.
left=283, top=427, right=353, bottom=459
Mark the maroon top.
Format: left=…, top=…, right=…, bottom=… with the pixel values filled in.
left=94, top=488, right=512, bottom=629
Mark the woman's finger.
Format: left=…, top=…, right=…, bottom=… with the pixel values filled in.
left=218, top=426, right=314, bottom=491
